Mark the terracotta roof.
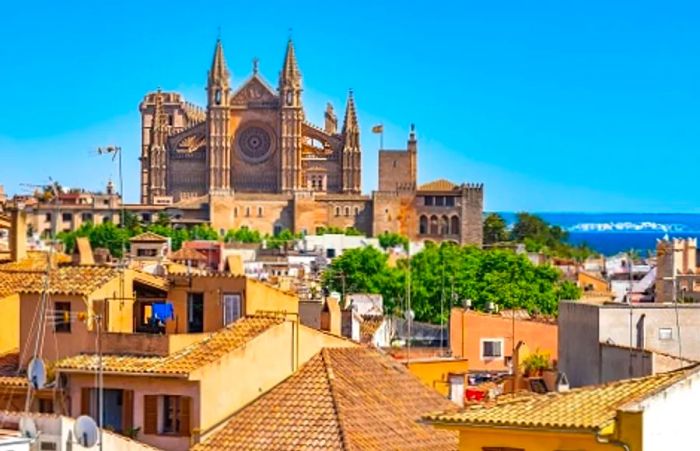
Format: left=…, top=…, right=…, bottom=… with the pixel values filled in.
left=129, top=232, right=168, bottom=243
left=418, top=179, right=457, bottom=191
left=193, top=347, right=458, bottom=450
left=0, top=351, right=25, bottom=388
left=0, top=251, right=72, bottom=272
left=169, top=247, right=207, bottom=261
left=424, top=365, right=700, bottom=432
left=133, top=270, right=169, bottom=292
left=55, top=316, right=283, bottom=376
left=0, top=266, right=119, bottom=298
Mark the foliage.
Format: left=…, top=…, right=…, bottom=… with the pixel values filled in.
left=266, top=228, right=302, bottom=249
left=483, top=213, right=509, bottom=245
left=58, top=222, right=130, bottom=257
left=378, top=232, right=409, bottom=250
left=522, top=350, right=551, bottom=376
left=224, top=228, right=263, bottom=244
left=316, top=226, right=363, bottom=236
left=509, top=212, right=595, bottom=261
left=322, top=241, right=581, bottom=323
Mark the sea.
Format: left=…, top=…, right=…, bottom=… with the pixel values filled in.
left=497, top=212, right=700, bottom=256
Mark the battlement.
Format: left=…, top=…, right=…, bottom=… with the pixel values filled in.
left=657, top=237, right=698, bottom=249
left=460, top=182, right=484, bottom=191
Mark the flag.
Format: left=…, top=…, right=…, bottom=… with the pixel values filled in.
left=371, top=124, right=384, bottom=134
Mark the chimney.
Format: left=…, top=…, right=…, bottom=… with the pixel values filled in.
left=10, top=208, right=27, bottom=262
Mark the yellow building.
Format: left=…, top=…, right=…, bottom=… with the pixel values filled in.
left=406, top=358, right=469, bottom=398
left=424, top=364, right=700, bottom=451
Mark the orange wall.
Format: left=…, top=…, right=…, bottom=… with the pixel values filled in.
left=0, top=294, right=20, bottom=354
left=165, top=275, right=298, bottom=334
left=406, top=359, right=469, bottom=397
left=449, top=308, right=558, bottom=371
left=65, top=372, right=198, bottom=451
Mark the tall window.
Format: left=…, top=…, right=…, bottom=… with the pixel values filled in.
left=424, top=196, right=434, bottom=206
left=54, top=302, right=71, bottom=333
left=143, top=395, right=191, bottom=436
left=258, top=207, right=263, bottom=217
left=223, top=294, right=242, bottom=326
left=419, top=215, right=428, bottom=235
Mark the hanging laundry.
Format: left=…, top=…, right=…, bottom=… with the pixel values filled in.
left=152, top=302, right=174, bottom=321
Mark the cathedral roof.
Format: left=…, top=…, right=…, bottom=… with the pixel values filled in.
left=418, top=179, right=458, bottom=191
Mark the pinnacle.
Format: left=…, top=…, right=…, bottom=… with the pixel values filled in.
left=343, top=90, right=358, bottom=133
left=281, top=38, right=301, bottom=82
left=209, top=38, right=230, bottom=84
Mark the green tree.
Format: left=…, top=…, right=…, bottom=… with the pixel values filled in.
left=483, top=213, right=509, bottom=245
left=224, top=228, right=263, bottom=243
left=266, top=229, right=300, bottom=249
left=378, top=232, right=409, bottom=250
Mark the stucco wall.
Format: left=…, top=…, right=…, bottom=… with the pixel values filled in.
left=599, top=343, right=653, bottom=383
left=195, top=321, right=294, bottom=436
left=558, top=301, right=601, bottom=387
left=297, top=324, right=357, bottom=364
left=0, top=293, right=20, bottom=353
left=641, top=372, right=700, bottom=450
left=406, top=359, right=468, bottom=397
left=65, top=372, right=198, bottom=451
left=450, top=309, right=558, bottom=372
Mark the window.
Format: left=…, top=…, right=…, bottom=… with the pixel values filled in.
left=45, top=213, right=52, bottom=222
left=659, top=328, right=673, bottom=341
left=233, top=207, right=238, bottom=218
left=142, top=213, right=152, bottom=222
left=258, top=207, right=263, bottom=217
left=103, top=215, right=111, bottom=223
left=54, top=302, right=71, bottom=333
left=274, top=224, right=283, bottom=235
left=446, top=196, right=455, bottom=207
left=137, top=248, right=158, bottom=257
left=435, top=196, right=445, bottom=206
left=245, top=207, right=250, bottom=217
left=187, top=293, right=204, bottom=333
left=481, top=339, right=503, bottom=359
left=424, top=196, right=434, bottom=206
left=82, top=212, right=93, bottom=222
left=451, top=216, right=460, bottom=235
left=327, top=248, right=336, bottom=258
left=354, top=207, right=359, bottom=215
left=143, top=395, right=191, bottom=436
left=345, top=207, right=350, bottom=216
left=168, top=114, right=174, bottom=126
left=82, top=388, right=133, bottom=434
left=62, top=212, right=72, bottom=222
left=222, top=293, right=242, bottom=326
left=419, top=215, right=428, bottom=234
left=335, top=207, right=340, bottom=217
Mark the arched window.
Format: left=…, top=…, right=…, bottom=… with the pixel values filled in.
left=354, top=207, right=359, bottom=215
left=419, top=215, right=428, bottom=234
left=345, top=207, right=350, bottom=216
left=429, top=215, right=439, bottom=235
left=233, top=207, right=238, bottom=218
left=335, top=207, right=340, bottom=217
left=440, top=215, right=450, bottom=235
left=258, top=207, right=263, bottom=217
left=451, top=215, right=460, bottom=235
left=245, top=207, right=250, bottom=217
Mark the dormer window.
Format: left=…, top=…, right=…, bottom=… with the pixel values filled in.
left=215, top=89, right=222, bottom=105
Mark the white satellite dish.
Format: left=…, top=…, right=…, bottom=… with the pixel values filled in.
left=27, top=357, right=47, bottom=390
left=74, top=415, right=99, bottom=448
left=19, top=416, right=38, bottom=439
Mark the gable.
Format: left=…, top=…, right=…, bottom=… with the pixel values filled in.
left=231, top=76, right=278, bottom=106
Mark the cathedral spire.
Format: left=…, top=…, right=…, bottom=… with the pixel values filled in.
left=342, top=90, right=359, bottom=134
left=209, top=38, right=230, bottom=85
left=280, top=38, right=301, bottom=85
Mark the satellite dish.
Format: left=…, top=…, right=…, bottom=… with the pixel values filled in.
left=74, top=415, right=99, bottom=448
left=27, top=357, right=47, bottom=390
left=404, top=309, right=415, bottom=321
left=19, top=416, right=38, bottom=439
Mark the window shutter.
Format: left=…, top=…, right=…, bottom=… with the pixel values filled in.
left=143, top=395, right=158, bottom=435
left=80, top=388, right=91, bottom=416
left=122, top=390, right=134, bottom=433
left=177, top=396, right=191, bottom=437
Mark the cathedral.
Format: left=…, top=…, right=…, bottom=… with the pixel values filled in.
left=138, top=38, right=484, bottom=245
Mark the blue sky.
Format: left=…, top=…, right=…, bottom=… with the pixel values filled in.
left=1, top=1, right=699, bottom=212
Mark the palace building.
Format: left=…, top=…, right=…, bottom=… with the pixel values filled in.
left=22, top=38, right=484, bottom=245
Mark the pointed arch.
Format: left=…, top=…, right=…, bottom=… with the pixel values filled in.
left=429, top=215, right=439, bottom=235
left=451, top=215, right=460, bottom=236
left=419, top=215, right=428, bottom=235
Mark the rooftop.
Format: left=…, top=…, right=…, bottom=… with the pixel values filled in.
left=0, top=351, right=24, bottom=388
left=424, top=364, right=700, bottom=432
left=129, top=232, right=169, bottom=243
left=55, top=316, right=283, bottom=376
left=418, top=179, right=457, bottom=192
left=0, top=265, right=119, bottom=298
left=193, top=347, right=458, bottom=450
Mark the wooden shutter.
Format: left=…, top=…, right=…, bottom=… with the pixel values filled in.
left=80, top=388, right=91, bottom=415
left=143, top=395, right=158, bottom=435
left=122, top=390, right=134, bottom=433
left=177, top=396, right=191, bottom=437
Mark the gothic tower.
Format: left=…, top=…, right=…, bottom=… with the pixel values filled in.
left=148, top=89, right=168, bottom=200
left=206, top=38, right=232, bottom=193
left=278, top=38, right=304, bottom=192
left=407, top=123, right=417, bottom=191
left=341, top=90, right=361, bottom=194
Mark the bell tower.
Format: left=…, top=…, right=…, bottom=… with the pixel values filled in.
left=206, top=38, right=232, bottom=192
left=278, top=38, right=304, bottom=192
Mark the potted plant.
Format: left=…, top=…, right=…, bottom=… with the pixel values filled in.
left=522, top=350, right=551, bottom=377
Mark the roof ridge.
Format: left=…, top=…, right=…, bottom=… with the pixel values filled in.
left=320, top=348, right=351, bottom=451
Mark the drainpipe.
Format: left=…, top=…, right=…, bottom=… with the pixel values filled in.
left=595, top=431, right=631, bottom=451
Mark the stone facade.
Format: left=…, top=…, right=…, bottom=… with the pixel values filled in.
left=131, top=38, right=486, bottom=245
